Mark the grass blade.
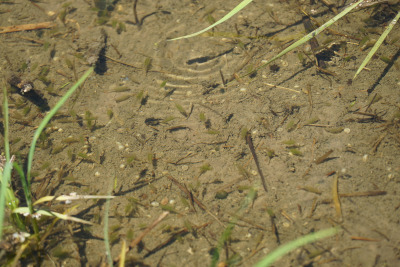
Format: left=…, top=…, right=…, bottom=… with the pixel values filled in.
left=13, top=207, right=95, bottom=225
left=119, top=239, right=127, bottom=267
left=0, top=162, right=12, bottom=239
left=0, top=87, right=25, bottom=237
left=103, top=182, right=113, bottom=267
left=354, top=10, right=400, bottom=79
left=26, top=67, right=94, bottom=186
left=169, top=0, right=253, bottom=41
left=13, top=162, right=35, bottom=233
left=253, top=227, right=339, bottom=267
left=3, top=86, right=11, bottom=161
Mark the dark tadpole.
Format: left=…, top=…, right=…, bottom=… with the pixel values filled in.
left=86, top=29, right=108, bottom=75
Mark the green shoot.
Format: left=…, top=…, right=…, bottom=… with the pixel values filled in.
left=354, top=11, right=400, bottom=79
left=169, top=0, right=253, bottom=41
left=27, top=67, right=94, bottom=185
left=253, top=227, right=339, bottom=267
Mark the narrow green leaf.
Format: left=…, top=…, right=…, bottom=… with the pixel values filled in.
left=27, top=67, right=94, bottom=185
left=169, top=0, right=253, bottom=41
left=254, top=227, right=339, bottom=267
left=354, top=10, right=400, bottom=79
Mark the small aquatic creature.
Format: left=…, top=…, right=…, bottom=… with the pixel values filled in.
left=7, top=74, right=33, bottom=95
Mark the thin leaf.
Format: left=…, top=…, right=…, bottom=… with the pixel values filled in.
left=13, top=207, right=94, bottom=225
left=169, top=0, right=253, bottom=41
left=3, top=87, right=10, bottom=161
left=34, top=194, right=115, bottom=205
left=253, top=227, right=339, bottom=267
left=119, top=239, right=127, bottom=267
left=104, top=183, right=114, bottom=267
left=354, top=10, right=400, bottom=79
left=0, top=162, right=12, bottom=239
left=27, top=67, right=94, bottom=185
left=13, top=163, right=34, bottom=217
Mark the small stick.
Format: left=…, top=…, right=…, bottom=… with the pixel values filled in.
left=105, top=55, right=140, bottom=69
left=113, top=211, right=169, bottom=263
left=227, top=212, right=269, bottom=231
left=365, top=93, right=377, bottom=112
left=133, top=0, right=140, bottom=25
left=339, top=191, right=386, bottom=197
left=263, top=82, right=300, bottom=93
left=332, top=175, right=342, bottom=220
left=110, top=43, right=122, bottom=58
left=129, top=211, right=169, bottom=248
left=0, top=22, right=55, bottom=34
left=167, top=176, right=224, bottom=226
left=219, top=69, right=226, bottom=87
left=371, top=132, right=387, bottom=154
left=304, top=124, right=333, bottom=127
left=18, top=36, right=46, bottom=45
left=246, top=132, right=268, bottom=192
left=321, top=190, right=387, bottom=204
left=350, top=236, right=380, bottom=242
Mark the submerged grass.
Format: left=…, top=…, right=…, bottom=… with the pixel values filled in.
left=0, top=67, right=115, bottom=264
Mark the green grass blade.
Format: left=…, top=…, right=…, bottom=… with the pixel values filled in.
left=3, top=87, right=11, bottom=161
left=13, top=163, right=34, bottom=214
left=169, top=0, right=253, bottom=41
left=0, top=162, right=12, bottom=239
left=0, top=86, right=10, bottom=239
left=103, top=182, right=113, bottom=267
left=0, top=87, right=25, bottom=237
left=354, top=10, right=400, bottom=79
left=26, top=67, right=94, bottom=185
left=243, top=0, right=364, bottom=78
left=254, top=227, right=339, bottom=267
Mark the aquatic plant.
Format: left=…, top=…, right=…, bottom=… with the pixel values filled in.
left=0, top=67, right=114, bottom=264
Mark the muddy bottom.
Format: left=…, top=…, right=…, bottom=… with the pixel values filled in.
left=1, top=0, right=400, bottom=266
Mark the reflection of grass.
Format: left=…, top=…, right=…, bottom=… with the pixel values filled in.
left=0, top=67, right=114, bottom=264
left=171, top=0, right=400, bottom=80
